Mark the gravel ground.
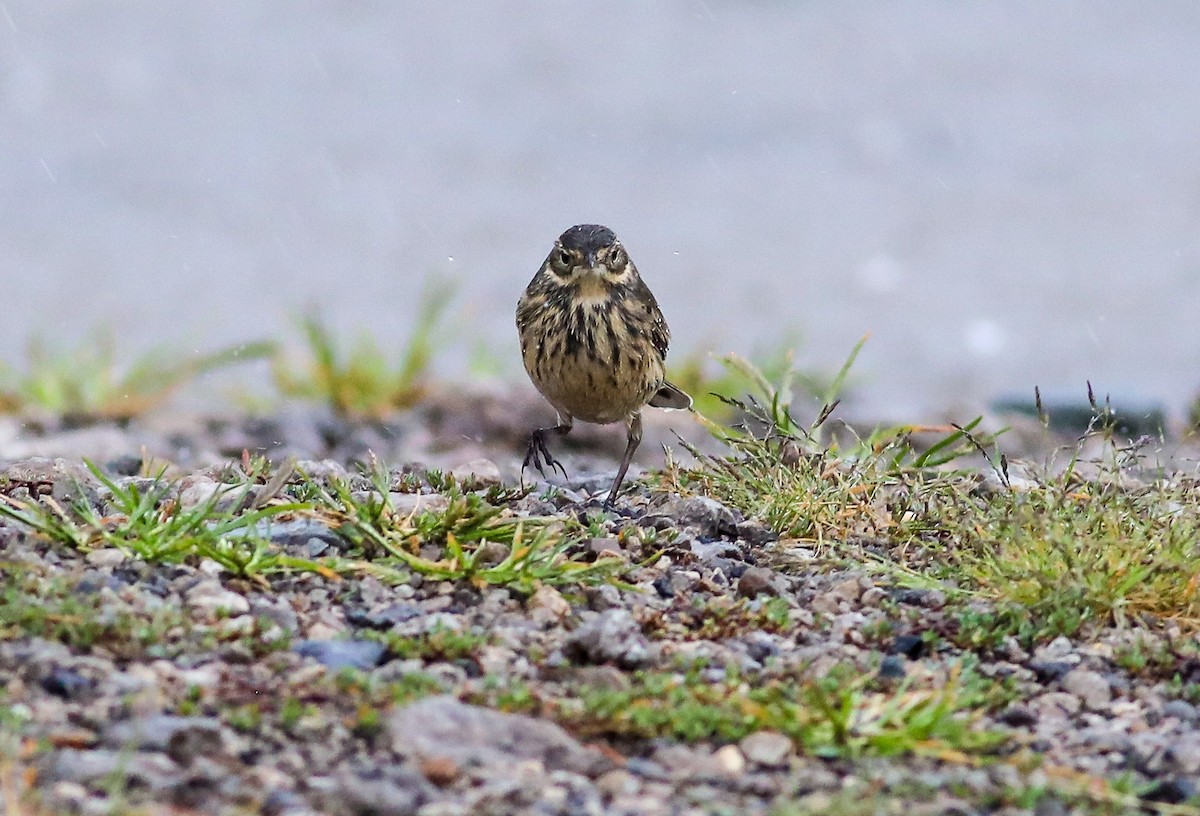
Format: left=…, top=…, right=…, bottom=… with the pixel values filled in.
left=2, top=395, right=1200, bottom=815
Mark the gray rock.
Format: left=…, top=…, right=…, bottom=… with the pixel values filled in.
left=387, top=696, right=610, bottom=777
left=734, top=518, right=776, bottom=545
left=997, top=705, right=1038, bottom=727
left=42, top=748, right=178, bottom=791
left=736, top=566, right=780, bottom=598
left=40, top=667, right=93, bottom=700
left=102, top=716, right=225, bottom=760
left=586, top=537, right=623, bottom=558
left=1032, top=636, right=1076, bottom=662
left=1165, top=732, right=1200, bottom=774
left=0, top=457, right=96, bottom=492
left=249, top=596, right=301, bottom=634
left=1033, top=796, right=1071, bottom=816
left=262, top=789, right=315, bottom=816
left=474, top=539, right=510, bottom=565
left=103, top=715, right=220, bottom=753
left=255, top=517, right=348, bottom=557
left=1062, top=668, right=1112, bottom=711
left=738, top=731, right=793, bottom=768
left=294, top=639, right=386, bottom=671
left=345, top=602, right=423, bottom=629
left=186, top=581, right=251, bottom=618
left=449, top=458, right=502, bottom=485
left=293, top=458, right=352, bottom=482
left=389, top=492, right=451, bottom=517
left=689, top=539, right=742, bottom=563
left=227, top=410, right=328, bottom=459
left=177, top=477, right=230, bottom=510
left=584, top=583, right=623, bottom=611
left=1144, top=776, right=1197, bottom=806
left=1075, top=724, right=1131, bottom=754
left=83, top=547, right=127, bottom=567
left=1127, top=730, right=1170, bottom=775
left=1029, top=660, right=1075, bottom=683
left=1161, top=699, right=1198, bottom=723
left=878, top=655, right=907, bottom=680
left=526, top=585, right=572, bottom=623
left=651, top=496, right=738, bottom=537
left=564, top=609, right=651, bottom=668
left=333, top=767, right=432, bottom=816
left=653, top=571, right=695, bottom=598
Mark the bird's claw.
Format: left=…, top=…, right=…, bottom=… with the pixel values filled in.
left=522, top=430, right=568, bottom=481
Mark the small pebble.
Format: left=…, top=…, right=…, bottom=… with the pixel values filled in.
left=712, top=745, right=745, bottom=776
left=738, top=731, right=793, bottom=768
left=293, top=639, right=386, bottom=671
left=887, top=634, right=927, bottom=659
left=1062, top=668, right=1112, bottom=711
left=878, top=655, right=907, bottom=679
left=84, top=548, right=127, bottom=567
left=737, top=566, right=779, bottom=598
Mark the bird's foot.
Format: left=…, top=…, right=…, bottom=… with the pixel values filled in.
left=522, top=429, right=568, bottom=481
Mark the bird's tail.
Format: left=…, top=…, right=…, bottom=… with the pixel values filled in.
left=649, top=381, right=693, bottom=410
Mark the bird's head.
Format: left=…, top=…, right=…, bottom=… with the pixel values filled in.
left=546, top=224, right=633, bottom=289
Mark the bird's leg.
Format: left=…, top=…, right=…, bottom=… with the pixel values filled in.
left=522, top=415, right=572, bottom=482
left=605, top=412, right=643, bottom=509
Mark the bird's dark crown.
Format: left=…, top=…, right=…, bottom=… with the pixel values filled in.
left=558, top=224, right=617, bottom=253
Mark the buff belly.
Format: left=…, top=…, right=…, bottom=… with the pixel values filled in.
left=522, top=336, right=661, bottom=424
left=517, top=277, right=669, bottom=425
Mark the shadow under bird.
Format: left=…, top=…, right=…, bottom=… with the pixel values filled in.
left=516, top=224, right=692, bottom=506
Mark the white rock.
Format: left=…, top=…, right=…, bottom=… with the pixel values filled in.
left=177, top=479, right=226, bottom=510
left=389, top=492, right=450, bottom=516
left=527, top=585, right=571, bottom=623
left=713, top=744, right=746, bottom=776
left=305, top=621, right=345, bottom=640
left=739, top=731, right=794, bottom=767
left=84, top=548, right=127, bottom=567
left=450, top=458, right=502, bottom=485
left=1063, top=669, right=1112, bottom=711
left=177, top=665, right=222, bottom=691
left=186, top=582, right=250, bottom=619
left=216, top=615, right=256, bottom=637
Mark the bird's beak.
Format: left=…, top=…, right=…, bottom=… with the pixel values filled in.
left=584, top=250, right=598, bottom=269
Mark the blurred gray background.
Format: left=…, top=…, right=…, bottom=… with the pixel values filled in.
left=3, top=2, right=1198, bottom=419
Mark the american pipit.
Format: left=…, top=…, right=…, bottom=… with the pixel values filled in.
left=516, top=224, right=691, bottom=506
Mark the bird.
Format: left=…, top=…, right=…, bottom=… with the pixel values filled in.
left=516, top=224, right=692, bottom=507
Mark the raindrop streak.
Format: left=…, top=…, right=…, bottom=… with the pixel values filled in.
left=39, top=159, right=56, bottom=183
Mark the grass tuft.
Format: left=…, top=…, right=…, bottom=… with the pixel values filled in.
left=303, top=464, right=624, bottom=591
left=0, top=332, right=273, bottom=420
left=272, top=277, right=455, bottom=418
left=0, top=458, right=627, bottom=594
left=933, top=465, right=1200, bottom=632
left=0, top=461, right=321, bottom=580
left=495, top=661, right=1004, bottom=759
left=678, top=348, right=1200, bottom=643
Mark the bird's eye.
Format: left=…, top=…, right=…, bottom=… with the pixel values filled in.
left=556, top=249, right=572, bottom=268
left=608, top=246, right=625, bottom=267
